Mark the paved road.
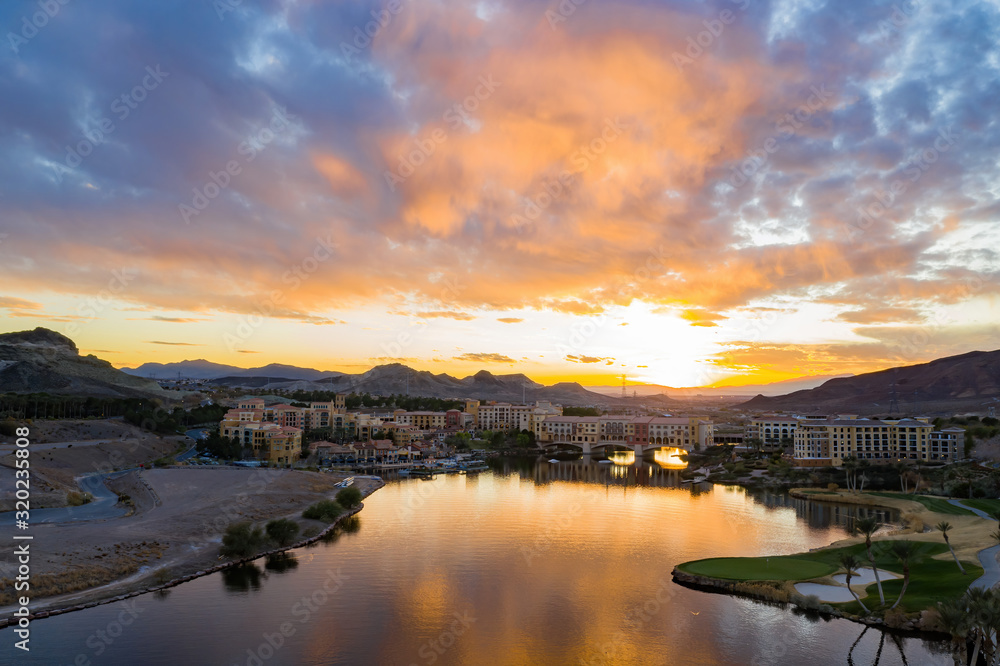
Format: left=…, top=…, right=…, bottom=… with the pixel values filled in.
left=0, top=471, right=131, bottom=526
left=948, top=499, right=1000, bottom=590
left=180, top=429, right=207, bottom=461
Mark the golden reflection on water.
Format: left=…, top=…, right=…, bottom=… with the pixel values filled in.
left=607, top=450, right=635, bottom=465
left=606, top=448, right=687, bottom=469
left=653, top=447, right=688, bottom=469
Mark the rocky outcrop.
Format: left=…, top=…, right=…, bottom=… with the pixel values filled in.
left=0, top=327, right=169, bottom=399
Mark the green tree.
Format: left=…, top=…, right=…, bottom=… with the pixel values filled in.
left=888, top=541, right=916, bottom=610
left=302, top=500, right=344, bottom=522
left=937, top=521, right=967, bottom=575
left=220, top=522, right=265, bottom=558
left=853, top=516, right=885, bottom=605
left=936, top=596, right=970, bottom=666
left=336, top=486, right=363, bottom=509
left=838, top=553, right=869, bottom=614
left=265, top=518, right=301, bottom=547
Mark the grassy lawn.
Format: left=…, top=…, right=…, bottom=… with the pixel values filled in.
left=679, top=557, right=835, bottom=580
left=678, top=541, right=981, bottom=614
left=960, top=498, right=1000, bottom=517
left=864, top=491, right=975, bottom=516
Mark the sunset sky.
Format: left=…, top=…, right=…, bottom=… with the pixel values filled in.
left=0, top=0, right=997, bottom=388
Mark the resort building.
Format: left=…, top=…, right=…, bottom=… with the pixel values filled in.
left=792, top=415, right=963, bottom=466
left=218, top=415, right=301, bottom=466
left=537, top=415, right=713, bottom=450
left=745, top=415, right=799, bottom=451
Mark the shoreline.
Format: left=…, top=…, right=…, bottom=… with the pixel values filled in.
left=0, top=477, right=384, bottom=629
left=671, top=489, right=996, bottom=638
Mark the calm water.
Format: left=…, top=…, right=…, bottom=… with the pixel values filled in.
left=4, top=456, right=949, bottom=665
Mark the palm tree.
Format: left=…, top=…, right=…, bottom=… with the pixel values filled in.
left=855, top=516, right=885, bottom=605
left=842, top=456, right=858, bottom=491
left=936, top=597, right=970, bottom=666
left=839, top=553, right=870, bottom=614
left=889, top=540, right=916, bottom=610
left=937, top=521, right=967, bottom=575
left=894, top=461, right=909, bottom=493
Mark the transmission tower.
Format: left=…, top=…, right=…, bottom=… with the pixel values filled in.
left=621, top=374, right=627, bottom=400
left=888, top=380, right=899, bottom=416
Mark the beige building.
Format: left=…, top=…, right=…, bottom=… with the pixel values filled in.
left=792, top=415, right=962, bottom=466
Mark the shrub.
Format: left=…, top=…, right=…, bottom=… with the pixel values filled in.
left=302, top=500, right=344, bottom=523
left=220, top=522, right=265, bottom=558
left=336, top=486, right=363, bottom=509
left=265, top=518, right=300, bottom=547
left=67, top=491, right=93, bottom=506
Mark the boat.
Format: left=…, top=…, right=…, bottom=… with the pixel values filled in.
left=548, top=459, right=560, bottom=463
left=397, top=469, right=412, bottom=476
left=598, top=460, right=613, bottom=464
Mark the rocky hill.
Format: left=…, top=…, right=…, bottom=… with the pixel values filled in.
left=740, top=349, right=1000, bottom=415
left=0, top=328, right=170, bottom=400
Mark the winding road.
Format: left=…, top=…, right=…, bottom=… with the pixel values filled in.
left=948, top=498, right=1000, bottom=591
left=0, top=430, right=203, bottom=527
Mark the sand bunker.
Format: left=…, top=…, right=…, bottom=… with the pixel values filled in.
left=832, top=567, right=899, bottom=585
left=793, top=583, right=856, bottom=603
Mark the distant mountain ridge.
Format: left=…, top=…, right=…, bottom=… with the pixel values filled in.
left=203, top=362, right=618, bottom=405
left=740, top=349, right=1000, bottom=415
left=121, top=359, right=340, bottom=381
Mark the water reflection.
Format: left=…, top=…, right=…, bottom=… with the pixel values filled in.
left=15, top=458, right=950, bottom=666
left=221, top=563, right=263, bottom=593
left=264, top=552, right=299, bottom=573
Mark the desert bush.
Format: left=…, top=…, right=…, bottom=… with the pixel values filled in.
left=220, top=521, right=265, bottom=558
left=265, top=518, right=300, bottom=547
left=67, top=491, right=93, bottom=506
left=302, top=500, right=344, bottom=523
left=336, top=486, right=363, bottom=509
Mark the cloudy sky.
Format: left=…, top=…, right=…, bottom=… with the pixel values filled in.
left=0, top=0, right=997, bottom=387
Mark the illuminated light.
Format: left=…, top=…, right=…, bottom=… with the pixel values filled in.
left=653, top=447, right=688, bottom=469
left=608, top=450, right=635, bottom=465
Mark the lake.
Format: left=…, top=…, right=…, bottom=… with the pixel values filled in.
left=4, top=456, right=949, bottom=665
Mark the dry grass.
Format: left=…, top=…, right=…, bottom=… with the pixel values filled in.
left=0, top=560, right=139, bottom=605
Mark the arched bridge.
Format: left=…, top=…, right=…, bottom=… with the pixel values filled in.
left=540, top=440, right=693, bottom=456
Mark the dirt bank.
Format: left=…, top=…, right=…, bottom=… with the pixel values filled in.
left=0, top=467, right=383, bottom=613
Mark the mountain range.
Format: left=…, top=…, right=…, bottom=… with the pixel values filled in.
left=740, top=349, right=1000, bottom=415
